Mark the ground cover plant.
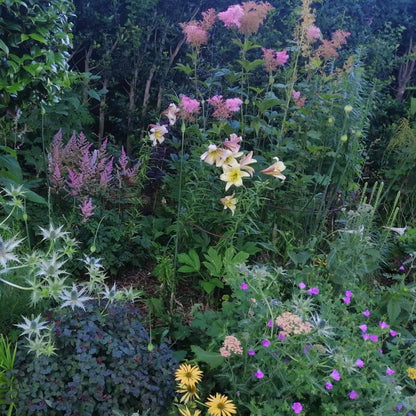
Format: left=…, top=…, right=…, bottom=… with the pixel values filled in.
left=1, top=0, right=416, bottom=415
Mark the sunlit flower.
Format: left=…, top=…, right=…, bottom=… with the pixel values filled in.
left=149, top=124, right=168, bottom=146
left=177, top=383, right=200, bottom=404
left=162, top=103, right=180, bottom=125
left=239, top=151, right=257, bottom=176
left=220, top=193, right=238, bottom=215
left=0, top=235, right=23, bottom=268
left=220, top=162, right=250, bottom=191
left=407, top=367, right=416, bottom=380
left=201, top=144, right=231, bottom=166
left=223, top=134, right=242, bottom=152
left=175, top=364, right=203, bottom=387
left=15, top=314, right=49, bottom=338
left=206, top=393, right=237, bottom=416
left=179, top=407, right=201, bottom=416
left=60, top=284, right=92, bottom=310
left=261, top=157, right=286, bottom=180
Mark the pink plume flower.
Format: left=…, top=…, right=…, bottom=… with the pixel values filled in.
left=79, top=198, right=95, bottom=222
left=180, top=95, right=200, bottom=120
left=218, top=4, right=244, bottom=29
left=306, top=25, right=321, bottom=40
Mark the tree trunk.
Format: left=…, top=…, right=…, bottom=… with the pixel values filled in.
left=98, top=78, right=109, bottom=144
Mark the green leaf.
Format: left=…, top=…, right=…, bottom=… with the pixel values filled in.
left=177, top=249, right=200, bottom=273
left=29, top=33, right=47, bottom=43
left=191, top=345, right=223, bottom=369
left=203, top=247, right=223, bottom=277
left=387, top=298, right=402, bottom=323
left=87, top=89, right=101, bottom=100
left=0, top=39, right=9, bottom=55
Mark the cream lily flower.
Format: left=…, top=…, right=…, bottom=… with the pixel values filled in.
left=261, top=157, right=286, bottom=181
left=220, top=161, right=250, bottom=191
left=239, top=151, right=257, bottom=176
left=149, top=124, right=168, bottom=146
left=162, top=103, right=180, bottom=125
left=220, top=193, right=238, bottom=215
left=223, top=133, right=243, bottom=152
left=201, top=144, right=231, bottom=166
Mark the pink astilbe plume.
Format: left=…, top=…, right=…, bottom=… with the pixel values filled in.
left=208, top=95, right=243, bottom=119
left=116, top=146, right=140, bottom=186
left=180, top=95, right=200, bottom=120
left=79, top=197, right=95, bottom=223
left=180, top=8, right=216, bottom=48
left=316, top=29, right=351, bottom=59
left=306, top=25, right=321, bottom=41
left=66, top=169, right=84, bottom=196
left=218, top=4, right=244, bottom=29
left=262, top=47, right=289, bottom=73
left=239, top=1, right=274, bottom=35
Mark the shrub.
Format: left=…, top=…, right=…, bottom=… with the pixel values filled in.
left=11, top=300, right=177, bottom=416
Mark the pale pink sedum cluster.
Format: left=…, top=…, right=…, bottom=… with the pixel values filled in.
left=219, top=335, right=243, bottom=357
left=275, top=311, right=312, bottom=337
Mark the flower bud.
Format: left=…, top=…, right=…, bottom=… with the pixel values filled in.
left=327, top=116, right=335, bottom=125
left=90, top=245, right=96, bottom=253
left=344, top=105, right=353, bottom=114
left=340, top=134, right=348, bottom=142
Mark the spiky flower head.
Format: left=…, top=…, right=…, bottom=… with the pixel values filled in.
left=175, top=363, right=203, bottom=387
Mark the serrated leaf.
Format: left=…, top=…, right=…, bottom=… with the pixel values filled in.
left=387, top=298, right=401, bottom=324
left=191, top=345, right=223, bottom=369
left=177, top=249, right=200, bottom=273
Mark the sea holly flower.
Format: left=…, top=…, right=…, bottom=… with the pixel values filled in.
left=38, top=224, right=69, bottom=242
left=0, top=235, right=24, bottom=268
left=162, top=103, right=180, bottom=125
left=149, top=124, right=168, bottom=146
left=220, top=193, right=238, bottom=215
left=220, top=162, right=250, bottom=191
left=60, top=284, right=92, bottom=311
left=15, top=315, right=50, bottom=338
left=261, top=157, right=286, bottom=180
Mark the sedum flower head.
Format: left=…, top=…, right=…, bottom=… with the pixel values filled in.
left=205, top=393, right=237, bottom=416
